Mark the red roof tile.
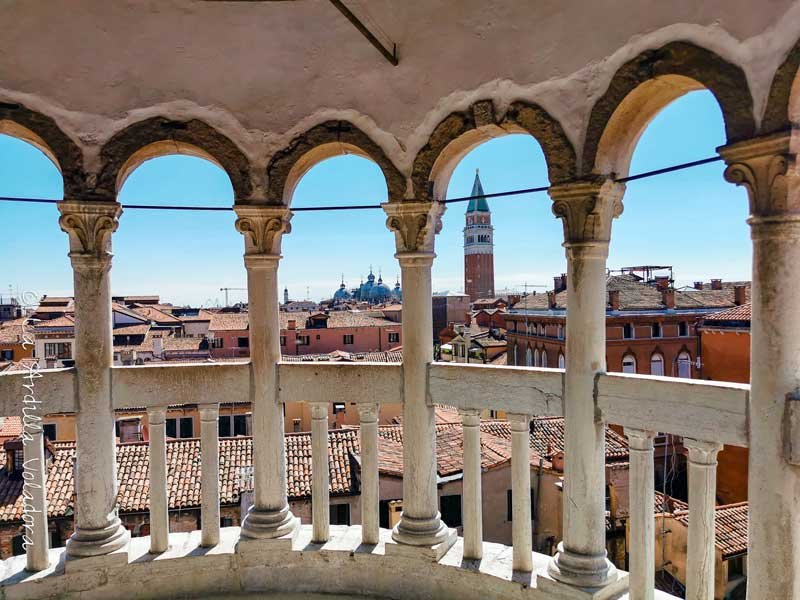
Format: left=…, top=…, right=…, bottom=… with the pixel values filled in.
left=675, top=502, right=748, bottom=558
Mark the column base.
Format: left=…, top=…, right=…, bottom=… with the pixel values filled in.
left=547, top=543, right=622, bottom=591
left=65, top=518, right=130, bottom=561
left=538, top=564, right=628, bottom=600
left=239, top=504, right=299, bottom=543
left=385, top=513, right=457, bottom=561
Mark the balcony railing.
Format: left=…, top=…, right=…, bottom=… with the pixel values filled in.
left=0, top=360, right=745, bottom=599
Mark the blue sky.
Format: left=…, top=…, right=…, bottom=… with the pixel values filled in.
left=0, top=91, right=750, bottom=306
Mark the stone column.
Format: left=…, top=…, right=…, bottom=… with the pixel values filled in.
left=311, top=402, right=330, bottom=543
left=359, top=403, right=380, bottom=545
left=147, top=408, right=169, bottom=553
left=544, top=180, right=625, bottom=591
left=626, top=428, right=656, bottom=600
left=509, top=412, right=532, bottom=572
left=234, top=206, right=299, bottom=545
left=200, top=405, right=220, bottom=547
left=720, top=133, right=800, bottom=600
left=382, top=201, right=455, bottom=560
left=58, top=200, right=130, bottom=561
left=23, top=424, right=49, bottom=571
left=459, top=408, right=483, bottom=561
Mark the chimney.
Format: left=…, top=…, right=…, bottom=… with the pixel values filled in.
left=287, top=319, right=296, bottom=330
left=553, top=276, right=563, bottom=293
left=654, top=276, right=670, bottom=291
left=561, top=273, right=568, bottom=290
left=608, top=290, right=620, bottom=311
left=662, top=288, right=675, bottom=309
left=734, top=285, right=747, bottom=306
left=547, top=291, right=556, bottom=310
left=694, top=281, right=704, bottom=290
left=711, top=279, right=723, bottom=291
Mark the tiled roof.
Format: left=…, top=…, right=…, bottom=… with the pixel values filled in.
left=479, top=417, right=629, bottom=461
left=208, top=312, right=249, bottom=332
left=702, top=302, right=751, bottom=323
left=281, top=350, right=402, bottom=363
left=675, top=502, right=748, bottom=559
left=113, top=324, right=151, bottom=336
left=280, top=311, right=398, bottom=329
left=512, top=275, right=750, bottom=312
left=0, top=430, right=360, bottom=522
left=0, top=418, right=23, bottom=440
left=33, top=315, right=75, bottom=329
left=0, top=318, right=29, bottom=344
left=178, top=310, right=214, bottom=323
left=132, top=306, right=182, bottom=325
left=489, top=352, right=508, bottom=365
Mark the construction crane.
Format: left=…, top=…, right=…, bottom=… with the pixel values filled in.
left=219, top=287, right=247, bottom=307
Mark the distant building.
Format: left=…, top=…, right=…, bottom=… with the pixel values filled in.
left=464, top=170, right=495, bottom=302
left=432, top=292, right=470, bottom=342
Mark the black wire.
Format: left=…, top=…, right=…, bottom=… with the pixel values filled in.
left=0, top=155, right=724, bottom=213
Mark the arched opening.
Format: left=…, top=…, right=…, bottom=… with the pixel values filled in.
left=558, top=352, right=565, bottom=369
left=540, top=348, right=548, bottom=368
left=622, top=354, right=637, bottom=374
left=525, top=346, right=533, bottom=367
left=533, top=348, right=541, bottom=367
left=676, top=350, right=692, bottom=379
left=650, top=352, right=665, bottom=376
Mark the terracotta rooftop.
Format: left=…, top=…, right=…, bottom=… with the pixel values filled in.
left=208, top=312, right=250, bottom=332
left=32, top=315, right=75, bottom=329
left=281, top=350, right=402, bottom=363
left=280, top=311, right=399, bottom=329
left=675, top=502, right=748, bottom=559
left=131, top=305, right=182, bottom=325
left=701, top=302, right=751, bottom=324
left=0, top=318, right=30, bottom=344
left=0, top=418, right=23, bottom=440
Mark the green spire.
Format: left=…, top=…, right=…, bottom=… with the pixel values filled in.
left=466, top=169, right=490, bottom=213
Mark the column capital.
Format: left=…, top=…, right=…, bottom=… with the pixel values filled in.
left=198, top=404, right=219, bottom=422
left=719, top=132, right=795, bottom=221
left=626, top=427, right=656, bottom=451
left=358, top=402, right=379, bottom=423
left=310, top=401, right=329, bottom=418
left=234, top=205, right=292, bottom=255
left=58, top=199, right=122, bottom=262
left=147, top=407, right=167, bottom=425
left=549, top=178, right=625, bottom=246
left=458, top=408, right=481, bottom=427
left=508, top=412, right=531, bottom=431
left=684, top=437, right=723, bottom=465
left=382, top=200, right=445, bottom=253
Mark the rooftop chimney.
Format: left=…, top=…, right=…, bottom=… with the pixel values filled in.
left=694, top=281, right=704, bottom=290
left=608, top=290, right=620, bottom=311
left=711, top=279, right=723, bottom=291
left=553, top=276, right=563, bottom=293
left=547, top=291, right=556, bottom=310
left=662, top=288, right=675, bottom=309
left=654, top=276, right=670, bottom=291
left=734, top=285, right=747, bottom=306
left=287, top=319, right=296, bottom=330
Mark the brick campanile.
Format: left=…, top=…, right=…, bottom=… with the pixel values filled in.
left=464, top=169, right=495, bottom=302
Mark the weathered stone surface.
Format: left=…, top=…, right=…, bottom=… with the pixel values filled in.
left=762, top=38, right=800, bottom=135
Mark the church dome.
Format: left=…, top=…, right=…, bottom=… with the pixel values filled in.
left=368, top=277, right=392, bottom=303
left=333, top=281, right=351, bottom=303
left=391, top=280, right=402, bottom=301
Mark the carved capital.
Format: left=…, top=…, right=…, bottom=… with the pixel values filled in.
left=549, top=179, right=624, bottom=246
left=198, top=404, right=219, bottom=422
left=58, top=200, right=121, bottom=261
left=508, top=412, right=531, bottom=431
left=684, top=438, right=722, bottom=466
left=626, top=428, right=656, bottom=452
left=458, top=408, right=481, bottom=427
left=234, top=205, right=292, bottom=255
left=382, top=201, right=445, bottom=253
left=719, top=133, right=795, bottom=220
left=358, top=402, right=379, bottom=423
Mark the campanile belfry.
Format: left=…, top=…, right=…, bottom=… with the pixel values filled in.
left=463, top=169, right=495, bottom=301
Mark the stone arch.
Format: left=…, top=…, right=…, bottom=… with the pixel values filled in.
left=412, top=99, right=577, bottom=202
left=0, top=102, right=85, bottom=197
left=96, top=117, right=253, bottom=199
left=763, top=38, right=800, bottom=134
left=584, top=41, right=756, bottom=177
left=266, top=121, right=406, bottom=205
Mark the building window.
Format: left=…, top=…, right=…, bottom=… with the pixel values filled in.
left=330, top=503, right=351, bottom=526
left=388, top=332, right=400, bottom=344
left=727, top=554, right=746, bottom=580
left=211, top=338, right=223, bottom=349
left=333, top=402, right=346, bottom=414
left=533, top=348, right=540, bottom=367
left=541, top=350, right=548, bottom=368
left=679, top=321, right=689, bottom=337
left=219, top=413, right=251, bottom=437
left=525, top=347, right=533, bottom=367
left=651, top=322, right=662, bottom=338
left=557, top=324, right=564, bottom=340
left=237, top=337, right=249, bottom=348
left=42, top=423, right=57, bottom=441
left=166, top=417, right=194, bottom=439
left=297, top=335, right=310, bottom=346
left=558, top=353, right=565, bottom=369
left=220, top=517, right=234, bottom=528
left=0, top=349, right=12, bottom=361
left=440, top=494, right=462, bottom=527
left=343, top=334, right=354, bottom=345
left=11, top=535, right=25, bottom=556
left=650, top=353, right=664, bottom=376
left=677, top=351, right=692, bottom=378
left=622, top=324, right=634, bottom=340
left=44, top=342, right=71, bottom=359
left=280, top=336, right=286, bottom=346
left=622, top=354, right=637, bottom=374
left=116, top=419, right=142, bottom=443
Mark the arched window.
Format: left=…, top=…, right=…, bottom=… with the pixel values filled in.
left=558, top=352, right=565, bottom=369
left=525, top=347, right=533, bottom=367
left=650, top=353, right=664, bottom=376
left=622, top=354, right=637, bottom=374
left=677, top=351, right=692, bottom=379
left=539, top=324, right=546, bottom=336
left=533, top=348, right=541, bottom=367
left=541, top=350, right=548, bottom=368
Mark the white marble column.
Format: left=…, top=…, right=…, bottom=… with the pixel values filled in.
left=234, top=206, right=299, bottom=544
left=626, top=428, right=656, bottom=600
left=720, top=133, right=800, bottom=600
left=23, top=425, right=49, bottom=571
left=147, top=408, right=169, bottom=553
left=510, top=413, right=532, bottom=572
left=311, top=402, right=330, bottom=543
left=200, top=405, right=220, bottom=547
left=383, top=201, right=455, bottom=560
left=546, top=180, right=624, bottom=589
left=359, top=403, right=380, bottom=545
left=460, top=408, right=483, bottom=561
left=58, top=200, right=130, bottom=560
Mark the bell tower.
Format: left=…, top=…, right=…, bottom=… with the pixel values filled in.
left=464, top=169, right=495, bottom=302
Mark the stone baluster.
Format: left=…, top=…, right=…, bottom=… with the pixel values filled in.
left=200, top=405, right=220, bottom=547
left=509, top=413, right=532, bottom=572
left=626, top=428, right=656, bottom=600
left=23, top=424, right=49, bottom=571
left=382, top=201, right=455, bottom=560
left=720, top=133, right=800, bottom=600
left=543, top=180, right=626, bottom=594
left=147, top=408, right=169, bottom=553
left=234, top=206, right=299, bottom=547
left=359, top=403, right=380, bottom=545
left=58, top=200, right=130, bottom=564
left=459, top=408, right=483, bottom=560
left=311, top=402, right=330, bottom=543
left=684, top=438, right=722, bottom=600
